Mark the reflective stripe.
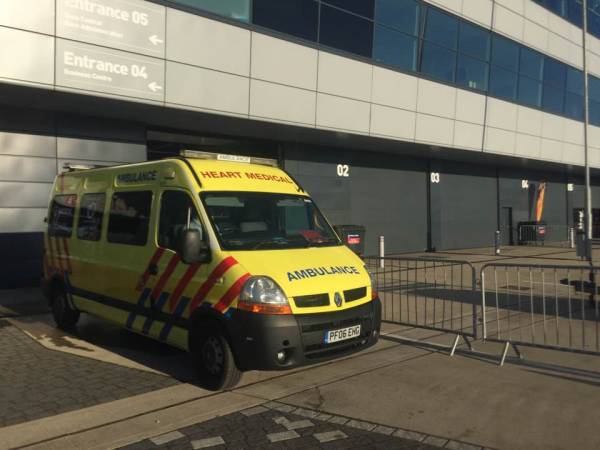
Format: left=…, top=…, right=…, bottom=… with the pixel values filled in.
left=189, top=256, right=238, bottom=312
left=125, top=288, right=151, bottom=329
left=159, top=297, right=190, bottom=341
left=62, top=238, right=72, bottom=273
left=52, top=237, right=65, bottom=272
left=142, top=291, right=169, bottom=334
left=136, top=247, right=166, bottom=291
left=213, top=273, right=251, bottom=313
left=150, top=253, right=180, bottom=301
left=168, top=263, right=201, bottom=312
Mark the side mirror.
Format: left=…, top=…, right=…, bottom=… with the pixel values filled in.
left=178, top=228, right=211, bottom=264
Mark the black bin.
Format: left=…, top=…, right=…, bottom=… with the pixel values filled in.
left=334, top=225, right=366, bottom=257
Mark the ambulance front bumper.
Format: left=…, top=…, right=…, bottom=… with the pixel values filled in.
left=228, top=297, right=381, bottom=371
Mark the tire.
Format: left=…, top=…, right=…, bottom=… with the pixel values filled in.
left=194, top=324, right=242, bottom=391
left=51, top=285, right=80, bottom=330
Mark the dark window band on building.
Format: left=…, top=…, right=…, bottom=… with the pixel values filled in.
left=160, top=0, right=600, bottom=125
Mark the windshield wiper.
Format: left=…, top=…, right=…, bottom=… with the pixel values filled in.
left=252, top=239, right=293, bottom=250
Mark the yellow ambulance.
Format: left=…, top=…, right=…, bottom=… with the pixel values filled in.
left=42, top=151, right=381, bottom=389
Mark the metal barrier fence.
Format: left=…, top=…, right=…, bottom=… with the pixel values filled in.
left=364, top=257, right=478, bottom=349
left=481, top=263, right=600, bottom=363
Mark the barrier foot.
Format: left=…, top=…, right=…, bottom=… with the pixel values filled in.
left=499, top=342, right=510, bottom=366
left=450, top=334, right=473, bottom=357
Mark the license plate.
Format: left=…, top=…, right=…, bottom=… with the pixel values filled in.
left=324, top=325, right=361, bottom=344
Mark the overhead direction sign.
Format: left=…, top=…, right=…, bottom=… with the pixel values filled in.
left=57, top=0, right=166, bottom=57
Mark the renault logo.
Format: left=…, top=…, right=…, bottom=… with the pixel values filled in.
left=334, top=292, right=343, bottom=307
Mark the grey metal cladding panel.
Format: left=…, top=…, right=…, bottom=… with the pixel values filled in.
left=0, top=132, right=56, bottom=158
left=0, top=27, right=54, bottom=86
left=0, top=155, right=56, bottom=182
left=57, top=0, right=165, bottom=57
left=56, top=115, right=147, bottom=143
left=55, top=39, right=165, bottom=102
left=57, top=137, right=146, bottom=162
left=0, top=208, right=47, bottom=233
left=0, top=0, right=55, bottom=35
left=0, top=182, right=52, bottom=208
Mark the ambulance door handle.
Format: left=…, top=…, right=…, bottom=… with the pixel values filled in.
left=148, top=263, right=158, bottom=276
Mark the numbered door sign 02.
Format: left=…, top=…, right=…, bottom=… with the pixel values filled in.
left=337, top=164, right=349, bottom=177
left=430, top=172, right=440, bottom=183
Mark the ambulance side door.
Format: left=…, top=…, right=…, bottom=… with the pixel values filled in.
left=142, top=188, right=211, bottom=347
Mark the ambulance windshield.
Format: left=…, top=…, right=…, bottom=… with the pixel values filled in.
left=201, top=192, right=341, bottom=250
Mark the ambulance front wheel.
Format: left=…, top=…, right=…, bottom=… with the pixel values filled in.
left=51, top=285, right=80, bottom=330
left=194, top=324, right=241, bottom=391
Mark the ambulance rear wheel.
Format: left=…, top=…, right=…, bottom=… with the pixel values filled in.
left=51, top=286, right=80, bottom=330
left=195, top=326, right=241, bottom=391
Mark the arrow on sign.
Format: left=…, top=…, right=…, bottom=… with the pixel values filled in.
left=148, top=82, right=163, bottom=92
left=149, top=35, right=164, bottom=46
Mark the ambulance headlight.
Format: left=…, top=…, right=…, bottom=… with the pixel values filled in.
left=239, top=277, right=291, bottom=314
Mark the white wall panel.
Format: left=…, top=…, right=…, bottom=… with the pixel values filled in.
left=0, top=27, right=53, bottom=85
left=57, top=138, right=146, bottom=163
left=166, top=62, right=249, bottom=116
left=0, top=155, right=56, bottom=182
left=0, top=208, right=46, bottom=233
left=541, top=113, right=565, bottom=141
left=547, top=33, right=571, bottom=63
left=461, top=0, right=493, bottom=28
left=371, top=67, right=418, bottom=111
left=0, top=0, right=54, bottom=35
left=455, top=90, right=485, bottom=124
left=251, top=33, right=317, bottom=90
left=523, top=20, right=548, bottom=52
left=453, top=121, right=483, bottom=150
left=415, top=114, right=454, bottom=146
left=496, top=0, right=525, bottom=15
left=523, top=0, right=548, bottom=27
left=250, top=79, right=316, bottom=126
left=547, top=13, right=575, bottom=41
left=562, top=143, right=585, bottom=165
left=516, top=106, right=542, bottom=136
left=0, top=182, right=52, bottom=208
left=484, top=127, right=516, bottom=155
left=540, top=138, right=563, bottom=161
left=494, top=5, right=524, bottom=41
left=316, top=94, right=370, bottom=134
left=317, top=52, right=372, bottom=102
left=416, top=79, right=456, bottom=119
left=370, top=104, right=416, bottom=140
left=486, top=98, right=518, bottom=131
left=166, top=9, right=250, bottom=76
left=515, top=133, right=541, bottom=159
left=0, top=132, right=56, bottom=158
left=563, top=120, right=584, bottom=145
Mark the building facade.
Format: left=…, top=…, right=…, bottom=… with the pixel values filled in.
left=1, top=0, right=600, bottom=286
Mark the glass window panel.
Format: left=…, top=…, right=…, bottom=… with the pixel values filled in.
left=172, top=0, right=250, bottom=22
left=253, top=0, right=318, bottom=41
left=589, top=75, right=600, bottom=102
left=518, top=76, right=542, bottom=108
left=107, top=191, right=152, bottom=246
left=564, top=92, right=584, bottom=120
left=542, top=85, right=565, bottom=114
left=323, top=0, right=375, bottom=19
left=566, top=67, right=584, bottom=95
left=456, top=54, right=488, bottom=91
left=424, top=7, right=458, bottom=50
left=420, top=41, right=456, bottom=82
left=568, top=1, right=583, bottom=27
left=374, top=0, right=420, bottom=36
left=49, top=195, right=77, bottom=237
left=373, top=25, right=417, bottom=71
left=458, top=21, right=490, bottom=61
left=543, top=57, right=567, bottom=88
left=159, top=191, right=205, bottom=251
left=77, top=193, right=105, bottom=241
left=491, top=35, right=519, bottom=71
left=489, top=65, right=518, bottom=100
left=589, top=10, right=600, bottom=37
left=546, top=0, right=567, bottom=16
left=590, top=99, right=600, bottom=126
left=319, top=5, right=374, bottom=57
left=519, top=48, right=543, bottom=80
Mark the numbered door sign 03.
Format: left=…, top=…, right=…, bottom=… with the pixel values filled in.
left=430, top=172, right=440, bottom=183
left=337, top=164, right=350, bottom=177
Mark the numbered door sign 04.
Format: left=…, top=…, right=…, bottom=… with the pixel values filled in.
left=430, top=172, right=440, bottom=183
left=337, top=164, right=349, bottom=177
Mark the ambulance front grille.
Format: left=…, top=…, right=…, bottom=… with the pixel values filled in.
left=294, top=293, right=329, bottom=308
left=343, top=286, right=366, bottom=302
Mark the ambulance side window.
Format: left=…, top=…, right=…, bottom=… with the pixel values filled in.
left=107, top=191, right=152, bottom=246
left=158, top=190, right=204, bottom=251
left=77, top=193, right=106, bottom=241
left=49, top=194, right=77, bottom=237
